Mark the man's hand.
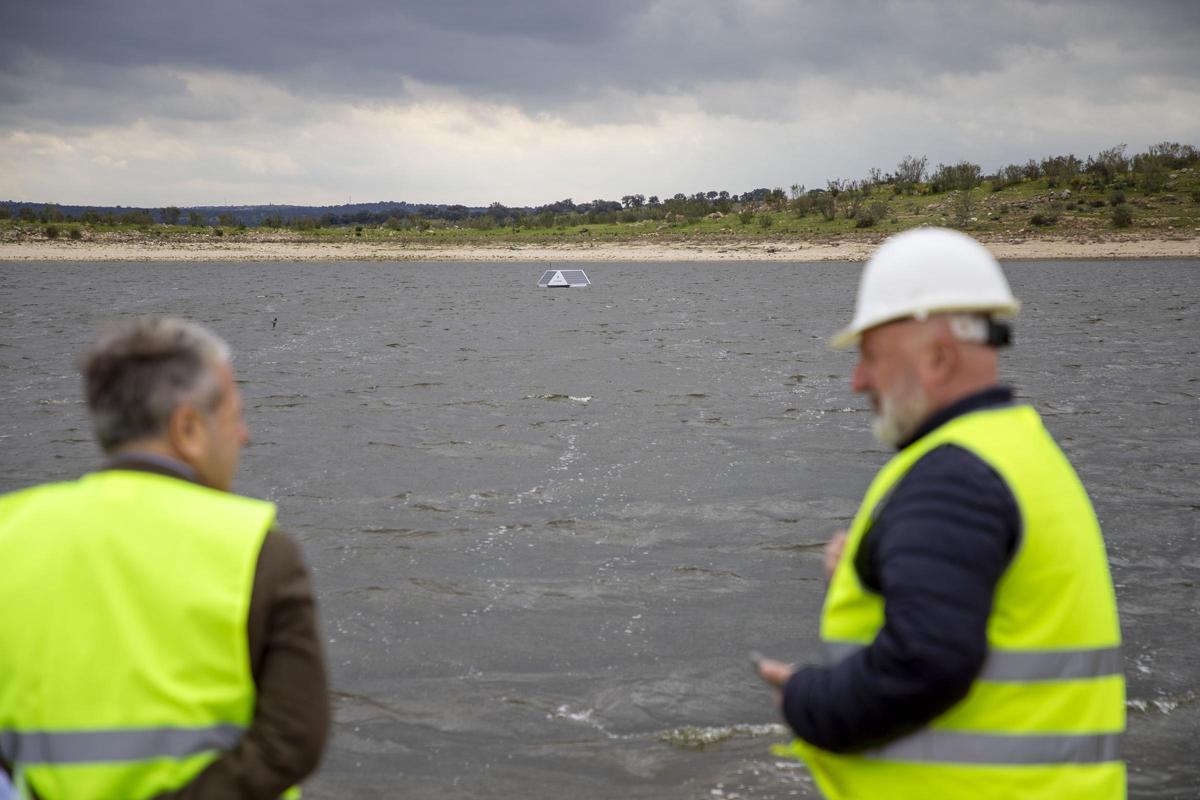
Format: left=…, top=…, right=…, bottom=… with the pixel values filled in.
left=756, top=658, right=795, bottom=689
left=825, top=530, right=848, bottom=579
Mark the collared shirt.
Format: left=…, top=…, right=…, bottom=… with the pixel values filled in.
left=105, top=452, right=201, bottom=483
left=782, top=386, right=1020, bottom=752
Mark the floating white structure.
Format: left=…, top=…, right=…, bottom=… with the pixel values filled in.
left=538, top=269, right=591, bottom=288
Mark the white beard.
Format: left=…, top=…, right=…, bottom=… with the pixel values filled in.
left=871, top=383, right=930, bottom=448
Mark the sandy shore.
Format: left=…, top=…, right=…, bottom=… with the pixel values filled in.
left=1, top=235, right=1197, bottom=262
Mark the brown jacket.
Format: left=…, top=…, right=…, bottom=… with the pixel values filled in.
left=162, top=528, right=330, bottom=799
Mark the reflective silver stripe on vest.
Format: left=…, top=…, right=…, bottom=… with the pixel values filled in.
left=825, top=642, right=1123, bottom=681
left=863, top=730, right=1120, bottom=765
left=0, top=725, right=243, bottom=766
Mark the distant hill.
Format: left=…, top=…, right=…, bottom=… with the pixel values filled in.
left=0, top=200, right=495, bottom=226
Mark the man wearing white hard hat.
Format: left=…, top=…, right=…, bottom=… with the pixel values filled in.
left=757, top=228, right=1124, bottom=799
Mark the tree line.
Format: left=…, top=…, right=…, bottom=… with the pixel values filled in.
left=2, top=142, right=1196, bottom=231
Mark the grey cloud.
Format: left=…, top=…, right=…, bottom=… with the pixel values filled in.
left=400, top=0, right=641, bottom=41
left=0, top=51, right=333, bottom=136
left=4, top=0, right=1197, bottom=130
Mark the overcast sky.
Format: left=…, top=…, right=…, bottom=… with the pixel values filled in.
left=2, top=0, right=1197, bottom=207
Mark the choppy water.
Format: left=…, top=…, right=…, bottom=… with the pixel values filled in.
left=1, top=259, right=1197, bottom=798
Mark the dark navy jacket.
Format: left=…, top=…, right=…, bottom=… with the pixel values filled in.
left=782, top=387, right=1020, bottom=752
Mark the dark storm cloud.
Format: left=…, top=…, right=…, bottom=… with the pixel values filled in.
left=3, top=0, right=1196, bottom=130
left=0, top=1, right=642, bottom=94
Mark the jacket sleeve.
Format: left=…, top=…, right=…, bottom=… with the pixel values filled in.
left=156, top=531, right=330, bottom=799
left=781, top=445, right=1018, bottom=752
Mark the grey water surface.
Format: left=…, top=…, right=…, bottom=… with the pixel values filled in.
left=1, top=259, right=1197, bottom=799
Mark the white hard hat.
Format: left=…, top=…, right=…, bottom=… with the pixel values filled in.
left=831, top=227, right=1020, bottom=349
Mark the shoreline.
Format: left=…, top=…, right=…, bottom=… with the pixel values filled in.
left=1, top=235, right=1197, bottom=262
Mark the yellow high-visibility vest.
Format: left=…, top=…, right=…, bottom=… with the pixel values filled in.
left=777, top=404, right=1125, bottom=799
left=0, top=469, right=275, bottom=799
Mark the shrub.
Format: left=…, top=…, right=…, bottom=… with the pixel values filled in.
left=855, top=201, right=890, bottom=228
left=1041, top=155, right=1080, bottom=187
left=1191, top=189, right=1200, bottom=204
left=1029, top=212, right=1058, bottom=226
left=1135, top=157, right=1168, bottom=194
left=862, top=200, right=890, bottom=227
left=839, top=182, right=869, bottom=220
left=121, top=210, right=154, bottom=226
left=738, top=210, right=754, bottom=225
left=992, top=164, right=1025, bottom=191
left=213, top=228, right=224, bottom=237
left=930, top=161, right=983, bottom=193
left=757, top=213, right=774, bottom=229
left=68, top=227, right=83, bottom=240
left=1111, top=204, right=1133, bottom=228
left=354, top=225, right=363, bottom=236
left=1147, top=142, right=1200, bottom=168
left=895, top=155, right=927, bottom=195
left=45, top=224, right=60, bottom=239
left=1108, top=189, right=1126, bottom=207
left=1086, top=144, right=1130, bottom=186
left=953, top=191, right=976, bottom=227
left=813, top=192, right=837, bottom=221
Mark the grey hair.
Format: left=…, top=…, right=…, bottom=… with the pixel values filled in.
left=81, top=317, right=232, bottom=452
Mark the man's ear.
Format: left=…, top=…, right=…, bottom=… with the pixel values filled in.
left=924, top=332, right=959, bottom=385
left=167, top=403, right=207, bottom=463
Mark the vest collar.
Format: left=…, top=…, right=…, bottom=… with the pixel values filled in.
left=897, top=385, right=1015, bottom=450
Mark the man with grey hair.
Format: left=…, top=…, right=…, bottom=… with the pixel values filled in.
left=756, top=229, right=1123, bottom=798
left=0, top=317, right=329, bottom=799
